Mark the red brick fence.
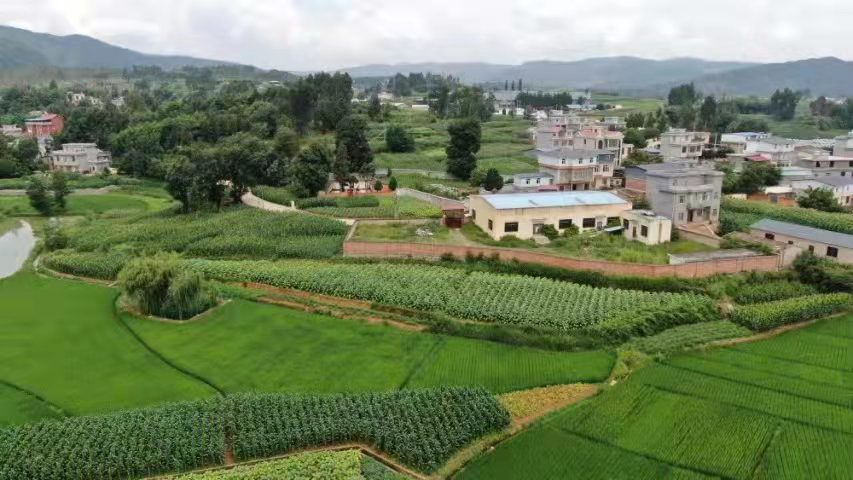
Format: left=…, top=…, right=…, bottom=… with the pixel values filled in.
left=343, top=241, right=781, bottom=279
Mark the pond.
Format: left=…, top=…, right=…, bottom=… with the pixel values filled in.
left=0, top=221, right=35, bottom=279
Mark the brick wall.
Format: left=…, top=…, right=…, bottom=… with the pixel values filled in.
left=343, top=241, right=780, bottom=278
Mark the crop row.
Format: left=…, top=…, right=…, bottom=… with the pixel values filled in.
left=730, top=293, right=851, bottom=331
left=623, top=320, right=752, bottom=354
left=170, top=450, right=363, bottom=479
left=722, top=198, right=853, bottom=234
left=183, top=259, right=716, bottom=331
left=0, top=387, right=507, bottom=479
left=732, top=280, right=818, bottom=305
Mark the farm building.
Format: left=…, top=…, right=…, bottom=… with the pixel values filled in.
left=621, top=210, right=672, bottom=246
left=749, top=219, right=853, bottom=264
left=469, top=191, right=631, bottom=241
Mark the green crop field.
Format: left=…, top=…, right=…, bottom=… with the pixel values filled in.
left=0, top=272, right=217, bottom=421
left=0, top=193, right=164, bottom=216
left=369, top=109, right=536, bottom=175
left=126, top=299, right=615, bottom=395
left=459, top=314, right=853, bottom=480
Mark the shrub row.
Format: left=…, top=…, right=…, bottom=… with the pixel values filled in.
left=295, top=196, right=380, bottom=209
left=730, top=293, right=851, bottom=331
left=732, top=280, right=817, bottom=305
left=585, top=298, right=721, bottom=343
left=0, top=388, right=508, bottom=479
left=41, top=250, right=129, bottom=280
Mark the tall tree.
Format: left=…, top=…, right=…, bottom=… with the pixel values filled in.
left=289, top=142, right=332, bottom=197
left=332, top=143, right=351, bottom=191
left=518, top=78, right=523, bottom=91
left=797, top=188, right=845, bottom=212
left=482, top=168, right=504, bottom=191
left=26, top=175, right=52, bottom=216
left=699, top=96, right=718, bottom=131
left=288, top=79, right=316, bottom=134
left=50, top=171, right=69, bottom=210
left=367, top=93, right=382, bottom=120
left=335, top=115, right=374, bottom=177
left=769, top=88, right=801, bottom=121
left=668, top=83, right=698, bottom=107
left=446, top=118, right=481, bottom=180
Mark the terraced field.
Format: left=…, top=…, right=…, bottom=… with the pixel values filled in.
left=458, top=315, right=853, bottom=480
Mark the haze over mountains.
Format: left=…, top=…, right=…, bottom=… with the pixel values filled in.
left=2, top=24, right=853, bottom=97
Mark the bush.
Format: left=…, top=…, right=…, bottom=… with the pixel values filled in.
left=540, top=224, right=559, bottom=240
left=388, top=176, right=398, bottom=191
left=119, top=253, right=217, bottom=320
left=793, top=252, right=853, bottom=293
left=374, top=180, right=383, bottom=191
left=623, top=320, right=752, bottom=354
left=42, top=250, right=129, bottom=280
left=42, top=219, right=68, bottom=251
left=585, top=298, right=721, bottom=343
left=730, top=293, right=851, bottom=331
left=385, top=125, right=415, bottom=153
left=0, top=388, right=508, bottom=478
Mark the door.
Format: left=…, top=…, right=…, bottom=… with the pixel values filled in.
left=687, top=210, right=694, bottom=223
left=533, top=223, right=545, bottom=234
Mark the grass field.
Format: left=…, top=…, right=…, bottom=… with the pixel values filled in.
left=306, top=195, right=441, bottom=219
left=369, top=109, right=536, bottom=175
left=0, top=271, right=217, bottom=421
left=458, top=314, right=853, bottom=479
left=350, top=220, right=452, bottom=243
left=126, top=299, right=615, bottom=395
left=0, top=193, right=166, bottom=216
left=587, top=94, right=665, bottom=117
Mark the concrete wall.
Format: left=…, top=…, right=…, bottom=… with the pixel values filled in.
left=469, top=196, right=631, bottom=240
left=343, top=241, right=780, bottom=278
left=396, top=188, right=465, bottom=210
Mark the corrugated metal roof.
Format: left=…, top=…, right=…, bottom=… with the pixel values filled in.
left=751, top=219, right=853, bottom=249
left=479, top=191, right=629, bottom=210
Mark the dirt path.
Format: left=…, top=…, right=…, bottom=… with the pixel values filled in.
left=241, top=191, right=355, bottom=226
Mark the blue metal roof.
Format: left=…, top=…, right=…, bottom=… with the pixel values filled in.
left=479, top=191, right=629, bottom=210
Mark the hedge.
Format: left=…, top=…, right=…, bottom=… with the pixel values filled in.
left=0, top=388, right=508, bottom=479
left=730, top=293, right=851, bottom=331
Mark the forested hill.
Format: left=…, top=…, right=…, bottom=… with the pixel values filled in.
left=0, top=25, right=235, bottom=70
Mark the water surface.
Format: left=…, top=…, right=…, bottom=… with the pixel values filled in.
left=0, top=221, right=35, bottom=279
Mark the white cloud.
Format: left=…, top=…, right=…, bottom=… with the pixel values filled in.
left=0, top=0, right=850, bottom=70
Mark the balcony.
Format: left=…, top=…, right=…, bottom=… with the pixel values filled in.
left=660, top=184, right=715, bottom=194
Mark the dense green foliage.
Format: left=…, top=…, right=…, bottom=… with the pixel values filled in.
left=730, top=293, right=850, bottom=331
left=250, top=185, right=297, bottom=206
left=623, top=321, right=752, bottom=354
left=385, top=125, right=415, bottom=153
left=586, top=300, right=720, bottom=343
left=118, top=253, right=217, bottom=320
left=304, top=196, right=440, bottom=219
left=171, top=450, right=363, bottom=479
left=445, top=118, right=481, bottom=180
left=792, top=252, right=853, bottom=293
left=42, top=249, right=129, bottom=279
left=732, top=280, right=818, bottom=304
left=722, top=198, right=853, bottom=234
left=127, top=299, right=615, bottom=395
left=0, top=388, right=506, bottom=478
left=462, top=315, right=853, bottom=479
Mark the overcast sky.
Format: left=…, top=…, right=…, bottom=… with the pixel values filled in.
left=2, top=0, right=851, bottom=70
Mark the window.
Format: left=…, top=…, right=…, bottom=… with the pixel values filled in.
left=623, top=219, right=629, bottom=229
left=702, top=193, right=708, bottom=201
left=504, top=222, right=519, bottom=233
left=578, top=159, right=584, bottom=164
left=788, top=240, right=794, bottom=245
left=827, top=246, right=839, bottom=258
left=536, top=178, right=541, bottom=184
left=830, top=161, right=836, bottom=168
left=764, top=233, right=775, bottom=240
left=640, top=225, right=648, bottom=237
left=472, top=210, right=476, bottom=219
left=809, top=245, right=815, bottom=253
left=525, top=179, right=530, bottom=185
left=816, top=162, right=822, bottom=168
left=679, top=195, right=686, bottom=204
left=711, top=208, right=717, bottom=217
left=558, top=219, right=573, bottom=229
left=582, top=218, right=595, bottom=228
left=487, top=219, right=493, bottom=231
left=678, top=212, right=684, bottom=221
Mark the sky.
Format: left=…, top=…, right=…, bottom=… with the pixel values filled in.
left=1, top=0, right=852, bottom=70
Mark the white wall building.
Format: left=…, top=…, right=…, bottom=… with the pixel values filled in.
left=660, top=128, right=710, bottom=161
left=744, top=136, right=797, bottom=166
left=49, top=143, right=112, bottom=173
left=791, top=177, right=853, bottom=207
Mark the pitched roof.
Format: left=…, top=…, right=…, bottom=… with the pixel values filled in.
left=478, top=191, right=629, bottom=210
left=751, top=219, right=853, bottom=249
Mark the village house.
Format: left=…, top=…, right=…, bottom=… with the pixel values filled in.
left=744, top=136, right=797, bottom=166
left=795, top=145, right=853, bottom=178
left=750, top=219, right=853, bottom=264
left=0, top=125, right=24, bottom=138
left=511, top=172, right=554, bottom=190
left=492, top=91, right=520, bottom=115
left=532, top=148, right=616, bottom=190
left=624, top=161, right=723, bottom=226
left=659, top=128, right=710, bottom=161
left=49, top=143, right=112, bottom=174
left=24, top=112, right=64, bottom=138
left=720, top=132, right=770, bottom=154
left=621, top=210, right=673, bottom=245
left=790, top=177, right=853, bottom=207
left=469, top=191, right=632, bottom=241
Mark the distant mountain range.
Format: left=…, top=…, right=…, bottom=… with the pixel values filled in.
left=3, top=25, right=853, bottom=98
left=0, top=25, right=234, bottom=70
left=344, top=57, right=853, bottom=98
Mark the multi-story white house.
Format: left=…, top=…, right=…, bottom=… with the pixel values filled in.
left=660, top=129, right=710, bottom=161
left=720, top=132, right=770, bottom=153
left=791, top=177, right=853, bottom=208
left=624, top=161, right=724, bottom=226
left=533, top=148, right=616, bottom=190
left=744, top=136, right=797, bottom=166
left=49, top=143, right=112, bottom=174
